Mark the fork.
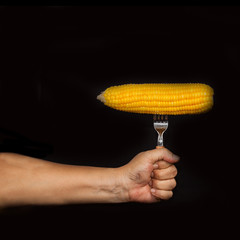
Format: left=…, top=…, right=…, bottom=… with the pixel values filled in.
left=153, top=115, right=168, bottom=148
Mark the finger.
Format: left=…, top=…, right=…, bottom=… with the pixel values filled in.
left=152, top=178, right=176, bottom=190
left=156, top=160, right=172, bottom=169
left=145, top=148, right=180, bottom=165
left=151, top=189, right=173, bottom=200
left=153, top=165, right=178, bottom=180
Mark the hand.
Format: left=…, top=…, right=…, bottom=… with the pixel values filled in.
left=119, top=148, right=180, bottom=203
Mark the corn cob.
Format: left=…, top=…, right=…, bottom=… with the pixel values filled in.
left=97, top=83, right=214, bottom=115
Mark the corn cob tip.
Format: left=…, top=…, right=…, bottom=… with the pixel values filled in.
left=97, top=92, right=106, bottom=103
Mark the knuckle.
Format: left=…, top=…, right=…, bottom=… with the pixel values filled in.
left=161, top=191, right=173, bottom=200
left=170, top=179, right=177, bottom=189
left=171, top=166, right=178, bottom=177
left=144, top=150, right=153, bottom=158
left=168, top=191, right=173, bottom=199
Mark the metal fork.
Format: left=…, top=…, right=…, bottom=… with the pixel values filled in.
left=153, top=115, right=168, bottom=148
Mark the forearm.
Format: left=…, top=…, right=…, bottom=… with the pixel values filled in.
left=0, top=153, right=128, bottom=207
left=50, top=165, right=128, bottom=204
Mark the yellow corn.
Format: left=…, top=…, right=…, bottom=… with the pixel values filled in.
left=97, top=83, right=214, bottom=115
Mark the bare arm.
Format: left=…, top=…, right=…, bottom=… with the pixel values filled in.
left=0, top=149, right=179, bottom=207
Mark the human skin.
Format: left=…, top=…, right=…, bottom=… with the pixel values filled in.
left=0, top=148, right=179, bottom=207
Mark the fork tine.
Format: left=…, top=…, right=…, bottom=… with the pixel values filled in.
left=153, top=114, right=160, bottom=122
left=153, top=114, right=168, bottom=122
left=153, top=114, right=157, bottom=121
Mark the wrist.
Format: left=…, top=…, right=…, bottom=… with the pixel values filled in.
left=82, top=167, right=130, bottom=203
left=108, top=167, right=130, bottom=203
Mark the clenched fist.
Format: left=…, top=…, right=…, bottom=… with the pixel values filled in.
left=119, top=148, right=180, bottom=203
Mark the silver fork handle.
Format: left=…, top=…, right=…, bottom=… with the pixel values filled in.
left=157, top=132, right=164, bottom=147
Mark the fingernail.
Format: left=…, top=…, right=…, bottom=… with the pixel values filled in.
left=151, top=188, right=156, bottom=193
left=149, top=180, right=153, bottom=186
left=173, top=154, right=180, bottom=161
left=151, top=172, right=154, bottom=177
left=153, top=163, right=158, bottom=169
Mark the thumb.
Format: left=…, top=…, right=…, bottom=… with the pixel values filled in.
left=146, top=147, right=180, bottom=165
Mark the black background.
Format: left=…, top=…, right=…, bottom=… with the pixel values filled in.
left=0, top=5, right=238, bottom=237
